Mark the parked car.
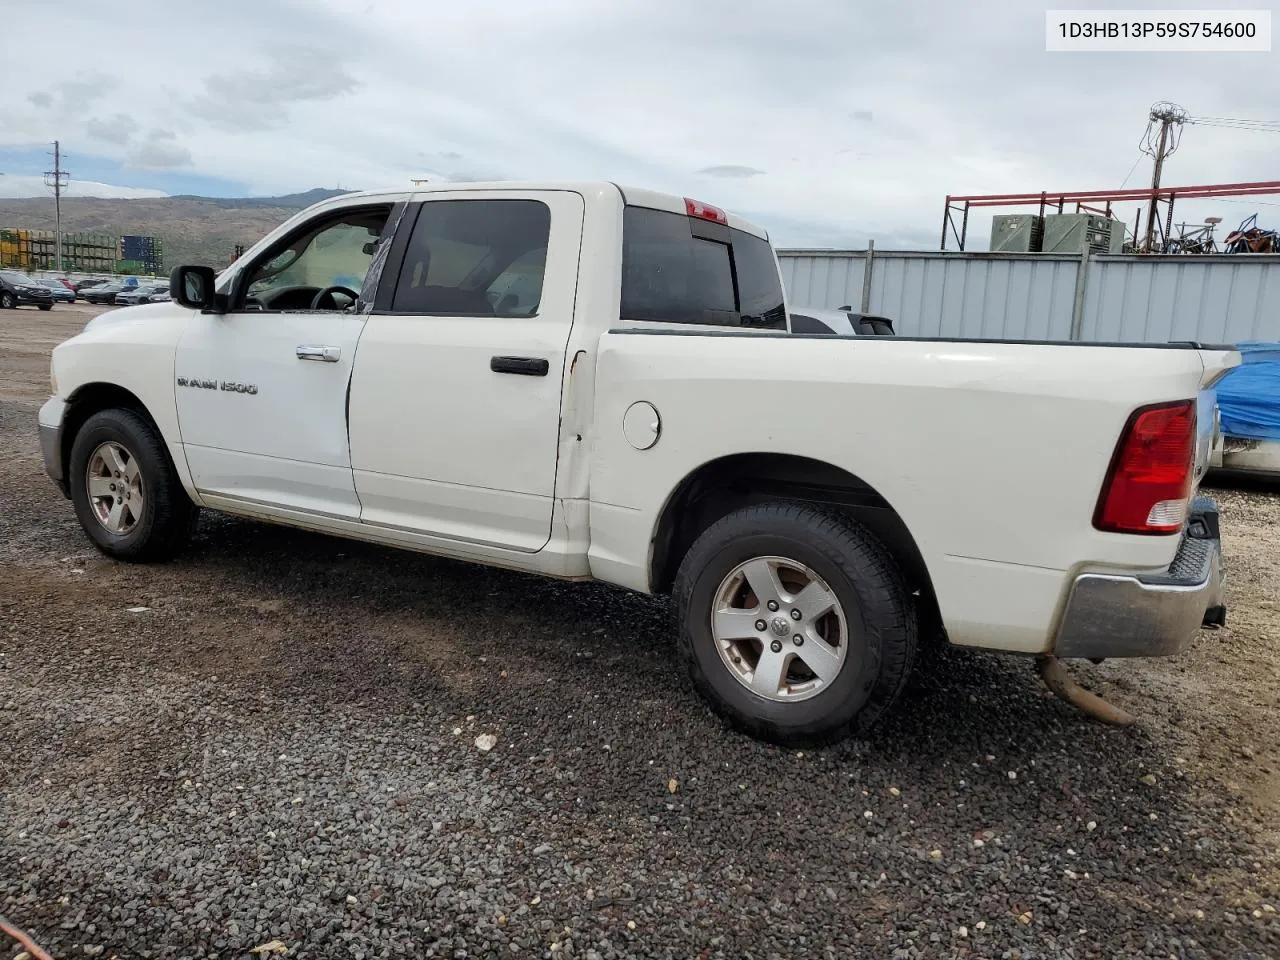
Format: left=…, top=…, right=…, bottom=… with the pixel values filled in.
left=37, top=180, right=1237, bottom=745
left=789, top=306, right=895, bottom=336
left=0, top=270, right=55, bottom=310
left=73, top=278, right=108, bottom=295
left=81, top=281, right=131, bottom=305
left=115, top=282, right=170, bottom=305
left=36, top=279, right=77, bottom=303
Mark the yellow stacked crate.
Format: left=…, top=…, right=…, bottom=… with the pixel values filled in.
left=0, top=229, right=32, bottom=270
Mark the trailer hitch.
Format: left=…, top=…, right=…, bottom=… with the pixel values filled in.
left=1036, top=654, right=1136, bottom=727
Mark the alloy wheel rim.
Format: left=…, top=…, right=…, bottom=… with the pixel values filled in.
left=711, top=555, right=849, bottom=703
left=86, top=441, right=145, bottom=535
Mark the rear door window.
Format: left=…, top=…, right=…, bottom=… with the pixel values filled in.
left=390, top=199, right=551, bottom=316
left=620, top=206, right=786, bottom=328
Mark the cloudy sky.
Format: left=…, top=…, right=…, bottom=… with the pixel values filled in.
left=1, top=0, right=1278, bottom=247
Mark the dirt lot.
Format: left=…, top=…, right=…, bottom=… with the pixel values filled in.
left=2, top=303, right=1278, bottom=959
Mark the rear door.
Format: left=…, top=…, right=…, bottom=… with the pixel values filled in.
left=347, top=190, right=585, bottom=551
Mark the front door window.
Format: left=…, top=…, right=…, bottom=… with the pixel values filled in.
left=241, top=207, right=391, bottom=311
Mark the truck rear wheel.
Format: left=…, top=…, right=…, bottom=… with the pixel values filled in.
left=68, top=408, right=198, bottom=562
left=674, top=502, right=917, bottom=745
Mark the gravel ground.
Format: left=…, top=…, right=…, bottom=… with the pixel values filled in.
left=2, top=305, right=1278, bottom=960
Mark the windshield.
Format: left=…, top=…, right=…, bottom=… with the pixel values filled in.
left=0, top=271, right=31, bottom=284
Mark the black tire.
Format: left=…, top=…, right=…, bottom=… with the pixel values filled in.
left=0, top=292, right=13, bottom=309
left=68, top=408, right=198, bottom=562
left=674, top=502, right=917, bottom=746
left=38, top=303, right=53, bottom=311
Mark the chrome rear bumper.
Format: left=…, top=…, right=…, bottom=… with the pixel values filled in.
left=1054, top=497, right=1225, bottom=659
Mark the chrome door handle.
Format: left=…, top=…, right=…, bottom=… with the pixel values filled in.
left=297, top=345, right=341, bottom=362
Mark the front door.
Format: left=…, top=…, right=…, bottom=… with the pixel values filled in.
left=347, top=190, right=585, bottom=551
left=175, top=201, right=397, bottom=519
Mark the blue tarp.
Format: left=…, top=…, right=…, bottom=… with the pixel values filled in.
left=1217, top=340, right=1280, bottom=442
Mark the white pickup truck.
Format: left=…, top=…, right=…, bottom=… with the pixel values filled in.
left=39, top=182, right=1235, bottom=743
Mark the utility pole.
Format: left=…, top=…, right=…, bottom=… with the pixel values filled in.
left=43, top=141, right=69, bottom=272
left=1143, top=120, right=1169, bottom=251
left=1141, top=103, right=1186, bottom=252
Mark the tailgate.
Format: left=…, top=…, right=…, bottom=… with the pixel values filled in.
left=1195, top=347, right=1241, bottom=478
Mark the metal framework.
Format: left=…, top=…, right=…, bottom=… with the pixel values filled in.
left=1, top=229, right=121, bottom=272
left=941, top=179, right=1280, bottom=251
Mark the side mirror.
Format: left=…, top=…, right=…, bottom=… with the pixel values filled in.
left=170, top=265, right=217, bottom=310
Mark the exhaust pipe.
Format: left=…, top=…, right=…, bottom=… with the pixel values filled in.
left=1036, top=655, right=1135, bottom=727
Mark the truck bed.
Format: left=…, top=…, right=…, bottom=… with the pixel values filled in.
left=588, top=326, right=1237, bottom=654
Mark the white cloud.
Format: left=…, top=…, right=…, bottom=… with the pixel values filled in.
left=1, top=0, right=1279, bottom=246
left=189, top=45, right=361, bottom=132
left=125, top=129, right=194, bottom=169
left=0, top=175, right=167, bottom=200
left=86, top=114, right=139, bottom=146
left=699, top=165, right=768, bottom=179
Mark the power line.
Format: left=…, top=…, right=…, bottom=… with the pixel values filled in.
left=1190, top=121, right=1280, bottom=132
left=1119, top=152, right=1145, bottom=189
left=1212, top=197, right=1280, bottom=208
left=1188, top=114, right=1280, bottom=125
left=1186, top=114, right=1280, bottom=133
left=1188, top=121, right=1280, bottom=128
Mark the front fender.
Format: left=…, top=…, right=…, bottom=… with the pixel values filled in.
left=51, top=307, right=202, bottom=504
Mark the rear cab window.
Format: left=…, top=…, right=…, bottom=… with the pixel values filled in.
left=620, top=203, right=786, bottom=329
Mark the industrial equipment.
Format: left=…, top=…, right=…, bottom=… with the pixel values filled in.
left=1042, top=214, right=1125, bottom=255
left=990, top=214, right=1044, bottom=252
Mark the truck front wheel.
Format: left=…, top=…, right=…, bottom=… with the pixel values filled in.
left=68, top=408, right=198, bottom=562
left=674, top=502, right=917, bottom=745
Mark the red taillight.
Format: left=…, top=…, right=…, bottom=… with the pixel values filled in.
left=1094, top=400, right=1197, bottom=535
left=684, top=197, right=728, bottom=224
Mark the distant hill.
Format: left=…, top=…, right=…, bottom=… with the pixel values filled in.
left=164, top=188, right=354, bottom=210
left=0, top=188, right=356, bottom=271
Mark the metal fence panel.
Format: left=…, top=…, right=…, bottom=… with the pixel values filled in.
left=780, top=252, right=1079, bottom=340
left=779, top=254, right=866, bottom=312
left=1082, top=257, right=1280, bottom=344
left=779, top=250, right=1280, bottom=344
left=872, top=255, right=1079, bottom=339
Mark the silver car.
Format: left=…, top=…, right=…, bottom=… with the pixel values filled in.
left=115, top=282, right=169, bottom=305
